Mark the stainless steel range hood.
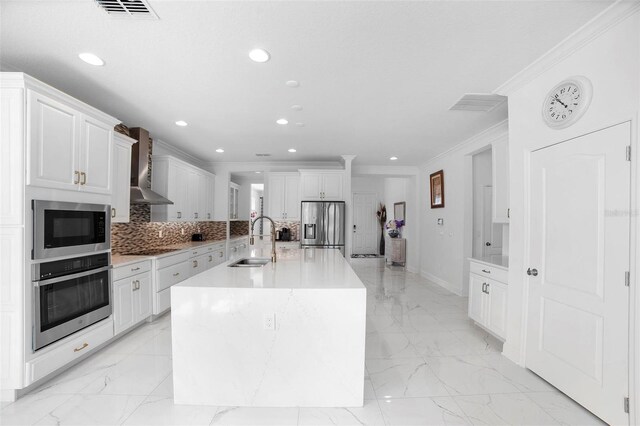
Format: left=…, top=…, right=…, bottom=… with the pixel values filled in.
left=129, top=127, right=173, bottom=205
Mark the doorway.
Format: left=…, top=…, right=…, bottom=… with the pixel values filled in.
left=525, top=122, right=631, bottom=425
left=352, top=192, right=378, bottom=255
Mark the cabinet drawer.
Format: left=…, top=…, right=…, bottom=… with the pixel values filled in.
left=157, top=261, right=190, bottom=292
left=26, top=319, right=114, bottom=384
left=113, top=260, right=151, bottom=281
left=469, top=262, right=508, bottom=283
left=157, top=287, right=171, bottom=314
left=156, top=251, right=190, bottom=269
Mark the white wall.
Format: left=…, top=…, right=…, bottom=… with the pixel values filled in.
left=418, top=122, right=508, bottom=296
left=497, top=7, right=640, bottom=375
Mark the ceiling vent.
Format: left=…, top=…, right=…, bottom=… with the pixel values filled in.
left=94, top=0, right=158, bottom=19
left=449, top=93, right=506, bottom=112
left=255, top=153, right=272, bottom=157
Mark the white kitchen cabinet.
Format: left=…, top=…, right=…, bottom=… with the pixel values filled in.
left=229, top=182, right=239, bottom=220
left=299, top=170, right=344, bottom=200
left=113, top=260, right=152, bottom=336
left=27, top=89, right=114, bottom=194
left=151, top=155, right=215, bottom=222
left=267, top=172, right=300, bottom=220
left=467, top=259, right=508, bottom=340
left=111, top=133, right=135, bottom=223
left=492, top=137, right=510, bottom=223
left=228, top=237, right=249, bottom=261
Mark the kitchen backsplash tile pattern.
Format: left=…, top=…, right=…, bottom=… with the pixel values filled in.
left=111, top=205, right=233, bottom=254
left=230, top=221, right=249, bottom=237
left=274, top=220, right=300, bottom=241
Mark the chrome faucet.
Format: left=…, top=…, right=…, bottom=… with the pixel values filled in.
left=250, top=215, right=277, bottom=263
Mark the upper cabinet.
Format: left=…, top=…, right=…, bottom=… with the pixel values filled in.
left=111, top=133, right=136, bottom=223
left=299, top=170, right=344, bottom=201
left=492, top=137, right=510, bottom=223
left=151, top=156, right=215, bottom=222
left=267, top=173, right=300, bottom=220
left=229, top=182, right=239, bottom=220
left=27, top=89, right=115, bottom=194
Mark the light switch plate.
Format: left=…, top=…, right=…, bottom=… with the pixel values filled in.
left=437, top=218, right=444, bottom=225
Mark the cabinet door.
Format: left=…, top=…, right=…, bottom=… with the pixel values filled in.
left=132, top=272, right=152, bottom=323
left=187, top=169, right=202, bottom=221
left=284, top=175, right=300, bottom=219
left=79, top=116, right=113, bottom=194
left=113, top=278, right=134, bottom=335
left=492, top=138, right=509, bottom=223
left=27, top=90, right=80, bottom=190
left=300, top=174, right=322, bottom=199
left=321, top=174, right=343, bottom=200
left=170, top=162, right=189, bottom=221
left=486, top=280, right=507, bottom=339
left=468, top=273, right=486, bottom=324
left=204, top=175, right=215, bottom=221
left=267, top=174, right=285, bottom=219
left=111, top=138, right=131, bottom=223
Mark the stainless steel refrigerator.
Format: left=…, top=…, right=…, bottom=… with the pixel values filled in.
left=300, top=201, right=345, bottom=255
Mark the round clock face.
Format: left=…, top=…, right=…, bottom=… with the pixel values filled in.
left=542, top=76, right=592, bottom=129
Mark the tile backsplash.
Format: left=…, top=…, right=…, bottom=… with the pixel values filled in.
left=230, top=221, right=249, bottom=237
left=111, top=205, right=242, bottom=255
left=274, top=220, right=300, bottom=241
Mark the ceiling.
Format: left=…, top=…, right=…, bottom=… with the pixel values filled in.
left=0, top=0, right=613, bottom=166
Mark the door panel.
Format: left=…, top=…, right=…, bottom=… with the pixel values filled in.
left=268, top=174, right=285, bottom=219
left=80, top=116, right=112, bottom=194
left=353, top=193, right=377, bottom=254
left=284, top=175, right=300, bottom=220
left=526, top=122, right=630, bottom=426
left=468, top=274, right=485, bottom=324
left=486, top=280, right=507, bottom=339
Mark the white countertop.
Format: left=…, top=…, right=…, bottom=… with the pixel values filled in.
left=111, top=238, right=232, bottom=267
left=469, top=255, right=509, bottom=269
left=175, top=247, right=365, bottom=290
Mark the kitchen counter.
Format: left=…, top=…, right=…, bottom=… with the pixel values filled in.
left=469, top=255, right=509, bottom=270
left=112, top=239, right=229, bottom=266
left=171, top=247, right=366, bottom=407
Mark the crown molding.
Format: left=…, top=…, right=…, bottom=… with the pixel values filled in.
left=152, top=139, right=208, bottom=169
left=494, top=0, right=640, bottom=96
left=352, top=165, right=419, bottom=176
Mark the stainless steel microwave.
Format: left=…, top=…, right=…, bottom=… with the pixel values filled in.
left=32, top=200, right=110, bottom=260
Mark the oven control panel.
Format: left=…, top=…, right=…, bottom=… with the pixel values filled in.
left=33, top=253, right=110, bottom=281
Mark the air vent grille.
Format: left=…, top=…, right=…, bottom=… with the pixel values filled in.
left=449, top=93, right=506, bottom=112
left=94, top=0, right=158, bottom=19
left=255, top=153, right=272, bottom=157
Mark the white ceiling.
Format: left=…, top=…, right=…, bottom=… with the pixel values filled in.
left=0, top=0, right=613, bottom=166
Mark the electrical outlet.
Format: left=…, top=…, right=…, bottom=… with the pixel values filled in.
left=159, top=230, right=163, bottom=238
left=263, top=314, right=275, bottom=330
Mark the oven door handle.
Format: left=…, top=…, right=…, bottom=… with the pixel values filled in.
left=34, top=265, right=112, bottom=287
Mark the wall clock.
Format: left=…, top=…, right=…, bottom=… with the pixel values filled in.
left=541, top=76, right=593, bottom=129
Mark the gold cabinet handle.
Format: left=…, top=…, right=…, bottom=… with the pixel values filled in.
left=209, top=255, right=213, bottom=262
left=74, top=171, right=80, bottom=184
left=80, top=172, right=87, bottom=185
left=131, top=267, right=140, bottom=272
left=173, top=272, right=180, bottom=277
left=74, top=342, right=89, bottom=352
left=193, top=260, right=198, bottom=268
left=111, top=208, right=116, bottom=218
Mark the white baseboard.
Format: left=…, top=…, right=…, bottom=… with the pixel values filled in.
left=406, top=265, right=418, bottom=274
left=420, top=270, right=463, bottom=296
left=1, top=388, right=17, bottom=403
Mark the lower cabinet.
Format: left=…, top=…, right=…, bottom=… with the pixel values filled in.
left=467, top=261, right=508, bottom=340
left=113, top=261, right=152, bottom=336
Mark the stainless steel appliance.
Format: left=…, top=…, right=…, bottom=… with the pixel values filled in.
left=32, top=200, right=110, bottom=260
left=32, top=253, right=112, bottom=350
left=300, top=201, right=345, bottom=254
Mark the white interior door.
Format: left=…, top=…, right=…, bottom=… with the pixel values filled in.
left=352, top=193, right=377, bottom=255
left=481, top=186, right=502, bottom=256
left=526, top=122, right=631, bottom=426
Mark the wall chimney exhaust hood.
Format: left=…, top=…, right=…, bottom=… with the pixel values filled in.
left=129, top=127, right=173, bottom=205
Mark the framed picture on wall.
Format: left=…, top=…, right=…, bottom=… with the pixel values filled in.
left=430, top=170, right=444, bottom=208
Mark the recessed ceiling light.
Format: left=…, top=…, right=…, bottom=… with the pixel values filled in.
left=288, top=148, right=297, bottom=153
left=285, top=80, right=300, bottom=88
left=175, top=120, right=188, bottom=127
left=295, top=122, right=305, bottom=127
left=255, top=171, right=262, bottom=174
left=216, top=148, right=224, bottom=153
left=390, top=156, right=398, bottom=161
left=78, top=52, right=104, bottom=66
left=249, top=48, right=270, bottom=63
left=276, top=118, right=288, bottom=125
left=291, top=105, right=303, bottom=111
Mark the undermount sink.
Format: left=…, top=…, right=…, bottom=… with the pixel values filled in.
left=228, top=258, right=271, bottom=267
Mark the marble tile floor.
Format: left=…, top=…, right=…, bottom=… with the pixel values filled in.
left=1, top=259, right=605, bottom=426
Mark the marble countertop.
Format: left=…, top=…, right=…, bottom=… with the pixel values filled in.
left=175, top=247, right=365, bottom=290
left=469, top=255, right=509, bottom=269
left=111, top=254, right=152, bottom=267
left=112, top=238, right=232, bottom=267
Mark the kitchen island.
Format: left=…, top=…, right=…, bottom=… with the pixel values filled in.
left=170, top=247, right=367, bottom=407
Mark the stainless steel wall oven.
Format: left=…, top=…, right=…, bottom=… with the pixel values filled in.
left=32, top=253, right=112, bottom=350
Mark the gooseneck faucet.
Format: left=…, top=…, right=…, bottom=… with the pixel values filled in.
left=250, top=215, right=277, bottom=263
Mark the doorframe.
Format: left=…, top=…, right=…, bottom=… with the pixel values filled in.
left=517, top=119, right=639, bottom=424
left=351, top=191, right=379, bottom=256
